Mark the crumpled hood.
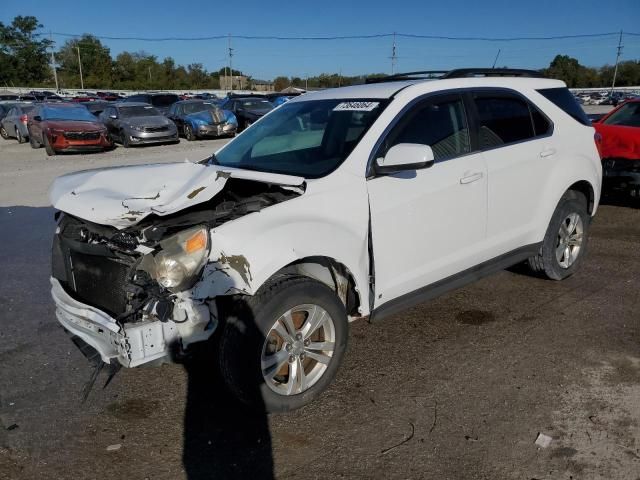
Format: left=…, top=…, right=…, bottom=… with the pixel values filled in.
left=49, top=161, right=305, bottom=229
left=594, top=123, right=640, bottom=160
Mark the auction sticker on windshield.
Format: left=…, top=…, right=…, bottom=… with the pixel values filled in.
left=333, top=101, right=380, bottom=112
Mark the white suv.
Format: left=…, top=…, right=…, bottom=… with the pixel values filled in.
left=49, top=69, right=602, bottom=412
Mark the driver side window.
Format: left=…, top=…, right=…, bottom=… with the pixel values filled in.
left=384, top=95, right=471, bottom=161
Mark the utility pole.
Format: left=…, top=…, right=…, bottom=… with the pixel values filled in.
left=49, top=31, right=59, bottom=91
left=148, top=66, right=152, bottom=88
left=76, top=46, right=84, bottom=90
left=390, top=32, right=397, bottom=75
left=611, top=30, right=624, bottom=94
left=492, top=49, right=501, bottom=69
left=228, top=34, right=234, bottom=91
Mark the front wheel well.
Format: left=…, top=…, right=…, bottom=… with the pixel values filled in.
left=265, top=256, right=362, bottom=318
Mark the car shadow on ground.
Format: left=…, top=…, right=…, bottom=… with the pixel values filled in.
left=180, top=326, right=275, bottom=480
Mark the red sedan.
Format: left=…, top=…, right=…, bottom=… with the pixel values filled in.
left=593, top=99, right=640, bottom=195
left=27, top=103, right=112, bottom=156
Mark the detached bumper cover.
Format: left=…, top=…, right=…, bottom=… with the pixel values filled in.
left=51, top=277, right=212, bottom=367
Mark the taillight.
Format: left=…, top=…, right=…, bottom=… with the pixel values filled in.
left=20, top=114, right=28, bottom=125
left=594, top=132, right=603, bottom=159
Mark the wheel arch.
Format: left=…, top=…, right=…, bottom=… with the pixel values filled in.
left=268, top=256, right=362, bottom=318
left=566, top=180, right=596, bottom=215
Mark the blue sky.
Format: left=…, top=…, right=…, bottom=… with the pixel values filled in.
left=3, top=0, right=640, bottom=80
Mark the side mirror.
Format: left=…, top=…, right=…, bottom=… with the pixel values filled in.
left=33, top=115, right=42, bottom=122
left=376, top=143, right=435, bottom=174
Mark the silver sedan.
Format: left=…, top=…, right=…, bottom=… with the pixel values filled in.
left=99, top=102, right=179, bottom=148
left=1, top=103, right=36, bottom=143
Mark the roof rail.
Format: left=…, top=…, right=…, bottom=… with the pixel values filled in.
left=365, top=71, right=449, bottom=84
left=364, top=68, right=544, bottom=84
left=442, top=68, right=544, bottom=79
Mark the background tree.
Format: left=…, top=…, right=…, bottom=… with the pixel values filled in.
left=55, top=35, right=112, bottom=88
left=0, top=16, right=52, bottom=87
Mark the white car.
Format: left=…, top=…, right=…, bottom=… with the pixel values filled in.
left=49, top=69, right=602, bottom=412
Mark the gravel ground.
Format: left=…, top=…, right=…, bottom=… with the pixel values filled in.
left=2, top=111, right=639, bottom=480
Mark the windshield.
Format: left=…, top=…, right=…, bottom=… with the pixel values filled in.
left=603, top=102, right=640, bottom=127
left=119, top=105, right=160, bottom=118
left=213, top=99, right=387, bottom=178
left=238, top=99, right=273, bottom=109
left=151, top=94, right=179, bottom=107
left=183, top=102, right=218, bottom=115
left=42, top=106, right=97, bottom=121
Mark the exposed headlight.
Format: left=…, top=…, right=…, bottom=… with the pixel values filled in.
left=140, top=226, right=210, bottom=291
left=131, top=125, right=145, bottom=132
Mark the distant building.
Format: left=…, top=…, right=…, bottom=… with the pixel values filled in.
left=252, top=79, right=275, bottom=92
left=219, top=75, right=249, bottom=90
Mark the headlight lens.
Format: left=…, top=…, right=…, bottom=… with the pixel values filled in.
left=140, top=226, right=210, bottom=291
left=131, top=124, right=145, bottom=132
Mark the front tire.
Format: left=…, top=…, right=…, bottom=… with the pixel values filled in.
left=121, top=129, right=130, bottom=148
left=43, top=135, right=56, bottom=156
left=217, top=276, right=348, bottom=413
left=184, top=124, right=196, bottom=141
left=0, top=125, right=8, bottom=139
left=528, top=191, right=590, bottom=280
left=28, top=130, right=40, bottom=148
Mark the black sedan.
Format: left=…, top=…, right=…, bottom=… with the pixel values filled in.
left=219, top=96, right=274, bottom=131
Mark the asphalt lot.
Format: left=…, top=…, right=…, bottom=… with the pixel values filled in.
left=1, top=108, right=639, bottom=479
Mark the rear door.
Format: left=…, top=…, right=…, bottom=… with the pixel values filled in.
left=368, top=93, right=488, bottom=306
left=469, top=89, right=554, bottom=256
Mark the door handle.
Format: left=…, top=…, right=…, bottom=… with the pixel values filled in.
left=539, top=148, right=556, bottom=158
left=460, top=172, right=484, bottom=184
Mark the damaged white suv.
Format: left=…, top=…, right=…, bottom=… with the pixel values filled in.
left=50, top=69, right=602, bottom=412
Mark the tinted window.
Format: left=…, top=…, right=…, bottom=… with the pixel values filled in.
left=531, top=106, right=552, bottom=136
left=151, top=94, right=179, bottom=107
left=537, top=87, right=590, bottom=126
left=474, top=94, right=535, bottom=148
left=385, top=95, right=470, bottom=160
left=119, top=105, right=160, bottom=117
left=602, top=102, right=640, bottom=127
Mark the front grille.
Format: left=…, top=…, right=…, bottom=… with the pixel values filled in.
left=70, top=251, right=131, bottom=317
left=143, top=125, right=169, bottom=133
left=64, top=131, right=101, bottom=140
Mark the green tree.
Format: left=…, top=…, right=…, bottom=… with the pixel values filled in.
left=273, top=76, right=290, bottom=91
left=0, top=16, right=52, bottom=86
left=55, top=35, right=112, bottom=88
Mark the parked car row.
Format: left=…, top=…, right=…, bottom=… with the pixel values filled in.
left=0, top=94, right=261, bottom=155
left=573, top=90, right=640, bottom=106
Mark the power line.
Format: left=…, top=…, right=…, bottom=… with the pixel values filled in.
left=34, top=31, right=640, bottom=43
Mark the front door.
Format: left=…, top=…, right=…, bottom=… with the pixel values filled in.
left=368, top=93, right=488, bottom=307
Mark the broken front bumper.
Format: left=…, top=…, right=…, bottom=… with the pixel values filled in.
left=51, top=277, right=214, bottom=367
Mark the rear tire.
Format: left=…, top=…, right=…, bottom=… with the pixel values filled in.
left=43, top=135, right=56, bottom=156
left=217, top=276, right=348, bottom=413
left=121, top=129, right=130, bottom=148
left=16, top=128, right=25, bottom=144
left=528, top=191, right=590, bottom=280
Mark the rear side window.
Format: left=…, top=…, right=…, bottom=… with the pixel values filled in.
left=537, top=87, right=590, bottom=126
left=474, top=94, right=534, bottom=148
left=384, top=94, right=471, bottom=161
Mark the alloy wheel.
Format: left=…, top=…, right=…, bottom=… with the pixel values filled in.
left=261, top=304, right=336, bottom=396
left=556, top=212, right=584, bottom=269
